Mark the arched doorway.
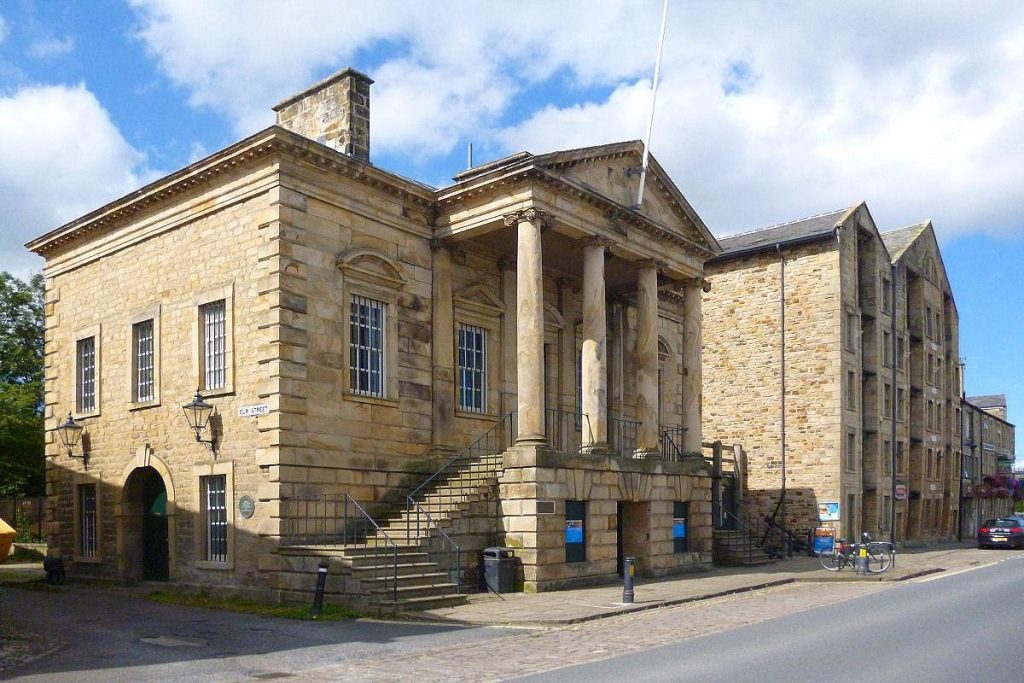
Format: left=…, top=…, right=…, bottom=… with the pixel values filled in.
left=122, top=466, right=169, bottom=582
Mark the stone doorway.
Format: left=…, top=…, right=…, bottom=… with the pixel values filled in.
left=122, top=466, right=170, bottom=582
left=616, top=501, right=651, bottom=576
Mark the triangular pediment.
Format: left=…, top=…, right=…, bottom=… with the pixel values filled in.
left=532, top=142, right=720, bottom=255
left=454, top=283, right=504, bottom=317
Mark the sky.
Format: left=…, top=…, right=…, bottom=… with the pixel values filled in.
left=0, top=0, right=1021, bottom=458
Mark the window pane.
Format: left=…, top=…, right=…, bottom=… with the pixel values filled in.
left=350, top=295, right=386, bottom=397
left=201, top=300, right=226, bottom=391
left=458, top=324, right=487, bottom=413
left=202, top=474, right=228, bottom=563
left=133, top=319, right=155, bottom=402
left=76, top=336, right=96, bottom=413
left=79, top=484, right=97, bottom=558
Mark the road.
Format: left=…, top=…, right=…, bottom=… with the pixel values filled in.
left=3, top=552, right=1022, bottom=681
left=516, top=553, right=1024, bottom=682
left=0, top=586, right=511, bottom=682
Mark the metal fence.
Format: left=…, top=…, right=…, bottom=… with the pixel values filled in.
left=0, top=497, right=45, bottom=541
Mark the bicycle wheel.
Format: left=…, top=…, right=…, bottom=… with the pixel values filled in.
left=865, top=543, right=893, bottom=573
left=819, top=549, right=842, bottom=571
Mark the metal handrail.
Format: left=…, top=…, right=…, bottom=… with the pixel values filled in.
left=279, top=493, right=399, bottom=603
left=660, top=426, right=687, bottom=461
left=406, top=498, right=463, bottom=593
left=344, top=494, right=399, bottom=603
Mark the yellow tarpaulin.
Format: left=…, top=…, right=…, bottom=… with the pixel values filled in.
left=0, top=517, right=16, bottom=562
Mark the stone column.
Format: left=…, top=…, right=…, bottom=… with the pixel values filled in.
left=431, top=241, right=456, bottom=456
left=506, top=208, right=548, bottom=445
left=681, top=280, right=704, bottom=455
left=635, top=261, right=661, bottom=457
left=581, top=237, right=611, bottom=452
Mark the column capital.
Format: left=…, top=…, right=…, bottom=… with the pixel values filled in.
left=579, top=235, right=616, bottom=251
left=503, top=207, right=551, bottom=228
left=635, top=258, right=668, bottom=274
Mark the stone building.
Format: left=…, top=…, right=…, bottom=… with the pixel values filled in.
left=702, top=203, right=966, bottom=546
left=960, top=395, right=1016, bottom=538
left=26, top=68, right=720, bottom=609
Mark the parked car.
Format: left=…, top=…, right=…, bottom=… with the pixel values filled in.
left=977, top=518, right=1024, bottom=549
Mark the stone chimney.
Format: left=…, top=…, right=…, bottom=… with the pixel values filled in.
left=273, top=67, right=373, bottom=162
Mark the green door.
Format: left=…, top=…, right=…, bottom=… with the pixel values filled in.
left=142, top=474, right=169, bottom=581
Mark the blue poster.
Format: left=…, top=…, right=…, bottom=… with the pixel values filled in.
left=673, top=519, right=687, bottom=539
left=565, top=519, right=584, bottom=544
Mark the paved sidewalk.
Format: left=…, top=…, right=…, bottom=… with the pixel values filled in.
left=409, top=543, right=1017, bottom=626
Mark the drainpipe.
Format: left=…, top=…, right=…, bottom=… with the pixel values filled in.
left=777, top=244, right=787, bottom=553
left=890, top=263, right=898, bottom=546
left=957, top=392, right=964, bottom=542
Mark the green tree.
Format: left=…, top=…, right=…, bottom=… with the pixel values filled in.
left=0, top=271, right=44, bottom=497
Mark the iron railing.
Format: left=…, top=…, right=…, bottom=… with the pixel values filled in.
left=660, top=426, right=688, bottom=461
left=404, top=411, right=516, bottom=592
left=546, top=408, right=591, bottom=454
left=405, top=500, right=462, bottom=593
left=0, top=497, right=45, bottom=542
left=280, top=493, right=398, bottom=602
left=609, top=417, right=638, bottom=457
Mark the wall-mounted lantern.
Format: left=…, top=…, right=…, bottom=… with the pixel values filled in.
left=182, top=389, right=218, bottom=454
left=55, top=412, right=86, bottom=467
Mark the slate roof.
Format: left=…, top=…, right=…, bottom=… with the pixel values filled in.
left=880, top=221, right=929, bottom=261
left=711, top=206, right=853, bottom=261
left=967, top=394, right=1007, bottom=409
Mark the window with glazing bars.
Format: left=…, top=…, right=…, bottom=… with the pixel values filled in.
left=78, top=484, right=97, bottom=558
left=201, top=474, right=228, bottom=562
left=200, top=300, right=226, bottom=391
left=458, top=324, right=486, bottom=412
left=76, top=336, right=96, bottom=413
left=349, top=295, right=385, bottom=397
left=133, top=319, right=154, bottom=402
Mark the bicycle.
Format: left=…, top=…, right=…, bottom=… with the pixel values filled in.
left=818, top=532, right=895, bottom=573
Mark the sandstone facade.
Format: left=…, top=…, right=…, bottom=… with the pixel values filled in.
left=702, top=203, right=993, bottom=546
left=28, top=68, right=720, bottom=602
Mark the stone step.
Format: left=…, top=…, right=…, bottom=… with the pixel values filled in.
left=371, top=582, right=463, bottom=601
left=376, top=592, right=470, bottom=612
left=359, top=571, right=452, bottom=588
left=351, top=561, right=443, bottom=578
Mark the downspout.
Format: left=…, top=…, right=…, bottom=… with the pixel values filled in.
left=777, top=244, right=787, bottom=553
left=890, top=263, right=898, bottom=546
left=957, top=392, right=964, bottom=542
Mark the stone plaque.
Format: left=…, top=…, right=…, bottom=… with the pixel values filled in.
left=239, top=495, right=256, bottom=519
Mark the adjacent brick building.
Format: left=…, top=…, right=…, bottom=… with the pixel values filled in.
left=702, top=203, right=1000, bottom=546
left=27, top=68, right=721, bottom=609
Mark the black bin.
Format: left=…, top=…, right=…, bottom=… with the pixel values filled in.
left=482, top=546, right=516, bottom=593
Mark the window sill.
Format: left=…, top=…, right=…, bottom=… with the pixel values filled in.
left=74, top=555, right=103, bottom=564
left=199, top=387, right=234, bottom=399
left=346, top=392, right=400, bottom=409
left=195, top=560, right=233, bottom=571
left=455, top=409, right=498, bottom=420
left=128, top=400, right=161, bottom=412
left=72, top=410, right=100, bottom=421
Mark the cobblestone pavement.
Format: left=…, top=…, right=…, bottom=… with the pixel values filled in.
left=0, top=625, right=63, bottom=676
left=309, top=581, right=890, bottom=682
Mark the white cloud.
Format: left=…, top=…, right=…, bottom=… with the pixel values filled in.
left=0, top=85, right=151, bottom=276
left=127, top=0, right=1024, bottom=240
left=26, top=36, right=75, bottom=58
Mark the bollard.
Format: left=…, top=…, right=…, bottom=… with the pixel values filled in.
left=855, top=543, right=868, bottom=575
left=622, top=556, right=635, bottom=603
left=311, top=559, right=329, bottom=616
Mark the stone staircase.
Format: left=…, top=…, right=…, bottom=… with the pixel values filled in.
left=367, top=453, right=505, bottom=611
left=712, top=528, right=776, bottom=566
left=276, top=452, right=506, bottom=614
